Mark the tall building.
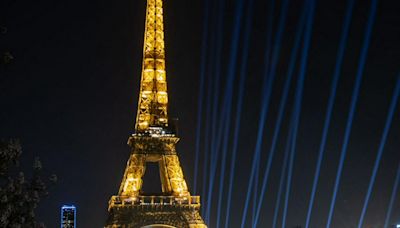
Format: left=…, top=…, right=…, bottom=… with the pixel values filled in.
left=61, top=205, right=76, bottom=228
left=105, top=0, right=207, bottom=227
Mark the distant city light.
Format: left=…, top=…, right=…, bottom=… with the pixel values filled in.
left=61, top=205, right=76, bottom=228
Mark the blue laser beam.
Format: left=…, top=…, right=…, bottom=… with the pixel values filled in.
left=193, top=0, right=210, bottom=195
left=251, top=0, right=276, bottom=224
left=252, top=1, right=308, bottom=226
left=272, top=118, right=294, bottom=228
left=224, top=1, right=275, bottom=227
left=207, top=0, right=225, bottom=197
left=240, top=0, right=291, bottom=226
left=203, top=0, right=225, bottom=222
left=216, top=0, right=256, bottom=227
left=304, top=0, right=355, bottom=227
left=239, top=37, right=274, bottom=228
left=205, top=106, right=228, bottom=222
left=207, top=0, right=225, bottom=176
left=358, top=75, right=400, bottom=228
left=200, top=50, right=213, bottom=216
left=281, top=1, right=316, bottom=227
left=201, top=4, right=219, bottom=213
left=326, top=0, right=378, bottom=227
left=250, top=0, right=275, bottom=225
left=384, top=160, right=400, bottom=228
left=252, top=153, right=260, bottom=226
left=282, top=75, right=304, bottom=228
left=205, top=0, right=246, bottom=222
left=214, top=101, right=231, bottom=226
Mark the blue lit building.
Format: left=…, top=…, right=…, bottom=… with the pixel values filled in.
left=61, top=205, right=76, bottom=228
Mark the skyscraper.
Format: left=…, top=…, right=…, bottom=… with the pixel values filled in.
left=104, top=0, right=207, bottom=227
left=61, top=205, right=76, bottom=228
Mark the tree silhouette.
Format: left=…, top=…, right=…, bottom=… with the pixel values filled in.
left=0, top=26, right=14, bottom=66
left=0, top=139, right=56, bottom=227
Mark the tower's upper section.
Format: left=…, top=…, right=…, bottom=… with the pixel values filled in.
left=135, top=0, right=168, bottom=132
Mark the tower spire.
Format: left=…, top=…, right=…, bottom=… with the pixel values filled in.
left=136, top=0, right=168, bottom=132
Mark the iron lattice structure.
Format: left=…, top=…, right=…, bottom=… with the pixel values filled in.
left=105, top=0, right=207, bottom=227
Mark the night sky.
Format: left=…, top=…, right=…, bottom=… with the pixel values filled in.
left=1, top=0, right=400, bottom=227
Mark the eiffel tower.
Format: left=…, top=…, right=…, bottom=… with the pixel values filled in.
left=105, top=0, right=207, bottom=227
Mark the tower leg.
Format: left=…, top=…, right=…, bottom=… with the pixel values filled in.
left=119, top=154, right=146, bottom=196
left=160, top=155, right=189, bottom=196
left=159, top=158, right=172, bottom=193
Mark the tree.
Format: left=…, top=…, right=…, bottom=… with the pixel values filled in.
left=0, top=26, right=14, bottom=66
left=0, top=139, right=56, bottom=227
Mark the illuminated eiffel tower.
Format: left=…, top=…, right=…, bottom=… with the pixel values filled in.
left=105, top=0, right=207, bottom=227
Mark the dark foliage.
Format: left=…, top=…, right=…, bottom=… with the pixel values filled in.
left=0, top=139, right=56, bottom=228
left=0, top=26, right=14, bottom=66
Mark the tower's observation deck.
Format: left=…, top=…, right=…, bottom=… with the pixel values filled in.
left=105, top=0, right=207, bottom=227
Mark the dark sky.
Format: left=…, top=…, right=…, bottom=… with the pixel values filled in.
left=1, top=0, right=400, bottom=227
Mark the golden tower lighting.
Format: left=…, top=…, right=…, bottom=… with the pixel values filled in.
left=105, top=0, right=208, bottom=227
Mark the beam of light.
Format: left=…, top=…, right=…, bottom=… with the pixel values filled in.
left=252, top=1, right=308, bottom=225
left=201, top=3, right=219, bottom=213
left=250, top=0, right=275, bottom=226
left=205, top=0, right=246, bottom=222
left=252, top=154, right=260, bottom=226
left=384, top=160, right=400, bottom=228
left=205, top=102, right=228, bottom=222
left=272, top=119, right=294, bottom=228
left=214, top=100, right=230, bottom=226
left=304, top=0, right=355, bottom=227
left=282, top=1, right=316, bottom=227
left=326, top=0, right=378, bottom=227
left=206, top=0, right=245, bottom=218
left=358, top=75, right=400, bottom=228
left=251, top=1, right=277, bottom=225
left=200, top=50, right=213, bottom=216
left=208, top=0, right=225, bottom=166
left=193, top=0, right=210, bottom=195
left=201, top=0, right=224, bottom=219
left=224, top=0, right=276, bottom=226
left=217, top=0, right=256, bottom=227
left=240, top=32, right=274, bottom=228
left=240, top=0, right=291, bottom=226
left=207, top=0, right=225, bottom=188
